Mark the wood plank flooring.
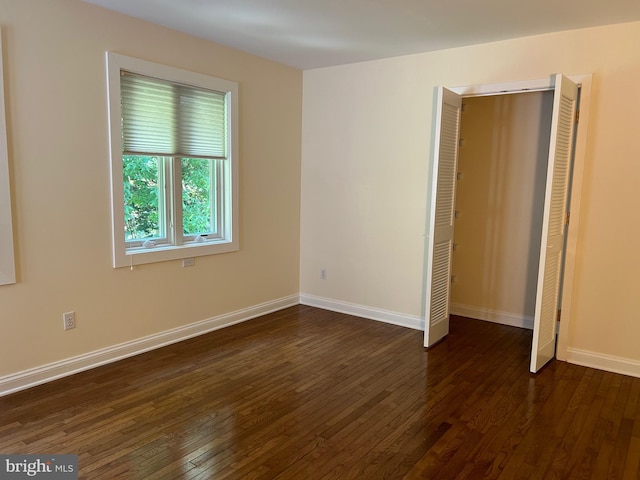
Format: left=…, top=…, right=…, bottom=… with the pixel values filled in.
left=1, top=305, right=639, bottom=479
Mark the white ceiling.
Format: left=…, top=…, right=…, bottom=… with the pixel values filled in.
left=84, top=0, right=640, bottom=70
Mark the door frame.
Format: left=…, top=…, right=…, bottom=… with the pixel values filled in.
left=447, top=74, right=592, bottom=362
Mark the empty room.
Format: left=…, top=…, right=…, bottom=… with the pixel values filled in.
left=1, top=0, right=640, bottom=478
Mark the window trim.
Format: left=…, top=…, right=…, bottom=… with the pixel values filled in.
left=106, top=52, right=239, bottom=268
left=0, top=31, right=16, bottom=285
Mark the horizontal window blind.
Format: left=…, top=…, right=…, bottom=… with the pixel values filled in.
left=121, top=71, right=227, bottom=159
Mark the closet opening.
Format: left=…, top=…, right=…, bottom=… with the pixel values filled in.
left=450, top=90, right=555, bottom=331
left=423, top=75, right=592, bottom=373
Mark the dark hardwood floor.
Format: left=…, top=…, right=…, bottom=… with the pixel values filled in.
left=1, top=305, right=639, bottom=479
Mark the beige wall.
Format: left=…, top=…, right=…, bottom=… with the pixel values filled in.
left=451, top=92, right=553, bottom=321
left=0, top=0, right=302, bottom=377
left=301, top=21, right=640, bottom=362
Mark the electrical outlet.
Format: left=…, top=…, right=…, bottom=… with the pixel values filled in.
left=63, top=311, right=76, bottom=331
left=320, top=268, right=327, bottom=280
left=182, top=257, right=195, bottom=267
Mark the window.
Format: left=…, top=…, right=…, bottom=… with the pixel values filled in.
left=106, top=53, right=238, bottom=267
left=0, top=31, right=16, bottom=285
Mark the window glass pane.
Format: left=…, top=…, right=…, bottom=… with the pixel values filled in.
left=182, top=158, right=216, bottom=235
left=123, top=155, right=165, bottom=241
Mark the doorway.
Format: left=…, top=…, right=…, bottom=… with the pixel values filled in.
left=423, top=74, right=592, bottom=372
left=450, top=91, right=554, bottom=330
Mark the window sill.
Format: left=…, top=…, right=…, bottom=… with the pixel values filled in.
left=114, top=239, right=238, bottom=268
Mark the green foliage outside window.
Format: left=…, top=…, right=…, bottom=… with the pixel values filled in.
left=123, top=155, right=214, bottom=241
left=123, top=155, right=161, bottom=241
left=182, top=158, right=214, bottom=235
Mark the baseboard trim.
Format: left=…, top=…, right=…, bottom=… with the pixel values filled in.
left=300, top=294, right=423, bottom=331
left=566, top=347, right=640, bottom=379
left=0, top=295, right=300, bottom=397
left=450, top=303, right=533, bottom=330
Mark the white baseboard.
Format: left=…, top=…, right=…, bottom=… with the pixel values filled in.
left=4, top=294, right=638, bottom=396
left=0, top=295, right=300, bottom=397
left=300, top=294, right=423, bottom=331
left=566, top=348, right=640, bottom=379
left=450, top=303, right=533, bottom=330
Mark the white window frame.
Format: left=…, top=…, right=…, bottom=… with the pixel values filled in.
left=0, top=31, right=16, bottom=285
left=106, top=52, right=239, bottom=268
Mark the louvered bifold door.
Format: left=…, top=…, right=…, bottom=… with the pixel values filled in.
left=424, top=88, right=462, bottom=348
left=530, top=75, right=578, bottom=372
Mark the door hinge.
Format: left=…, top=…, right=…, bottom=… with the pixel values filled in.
left=557, top=309, right=562, bottom=321
left=575, top=110, right=580, bottom=124
left=565, top=211, right=570, bottom=226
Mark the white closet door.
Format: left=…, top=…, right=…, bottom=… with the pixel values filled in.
left=424, top=87, right=462, bottom=348
left=530, top=74, right=578, bottom=373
